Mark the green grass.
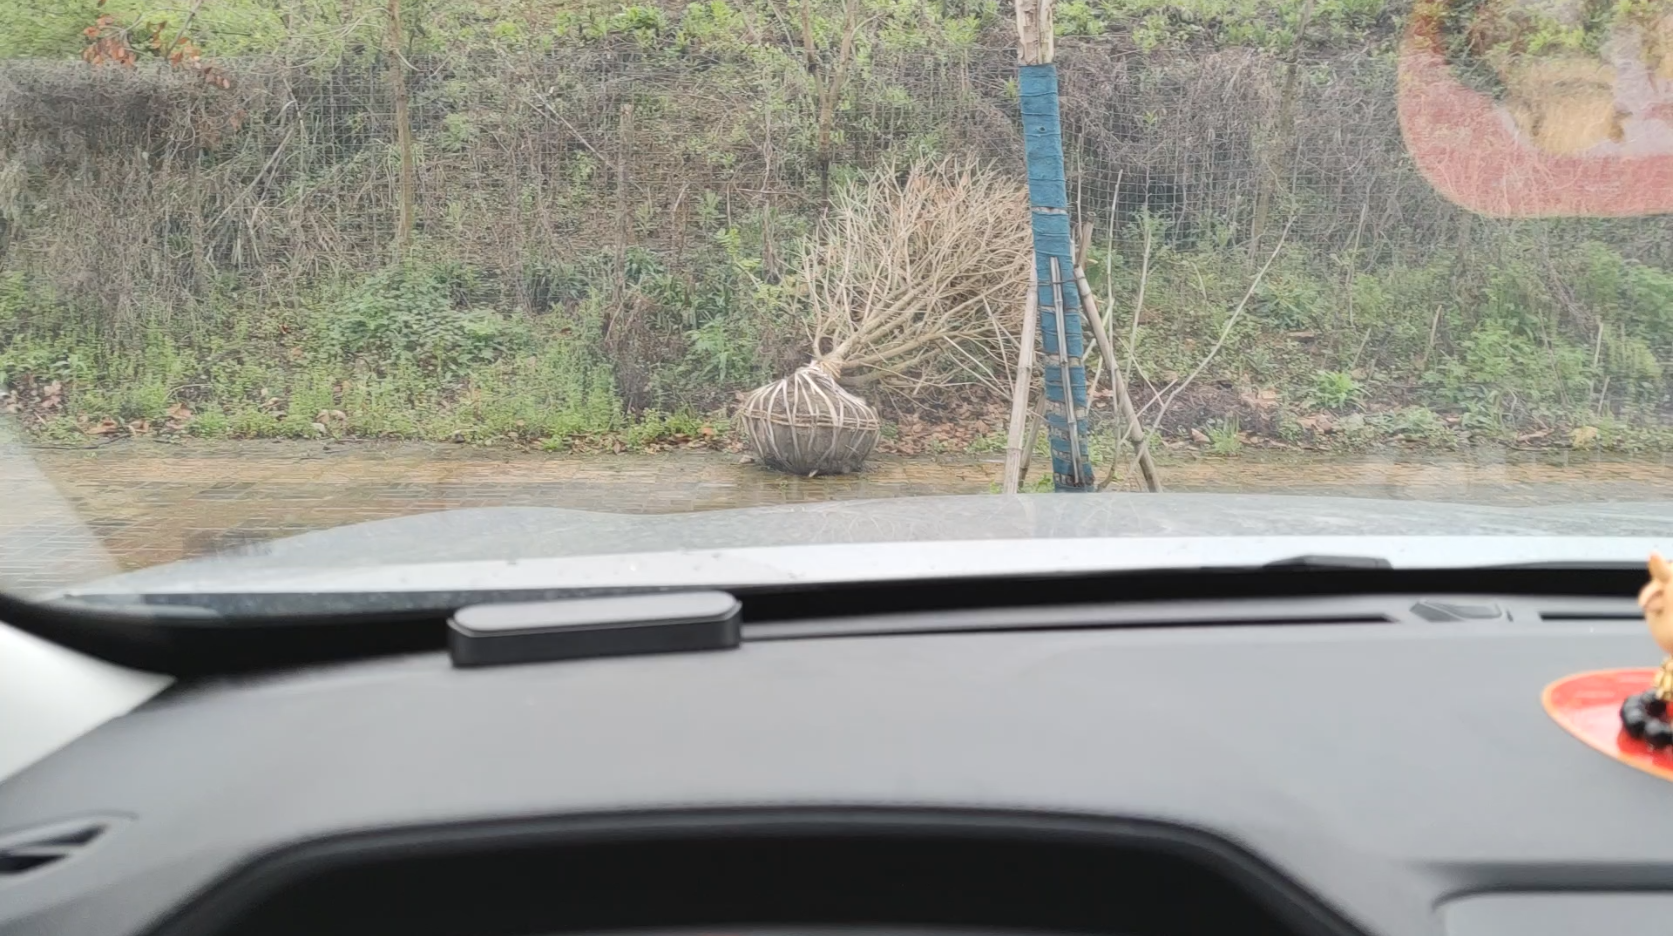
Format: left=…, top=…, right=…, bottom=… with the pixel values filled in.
left=4, top=1, right=1672, bottom=452
left=1205, top=417, right=1243, bottom=455
left=0, top=250, right=791, bottom=448
left=1309, top=370, right=1362, bottom=411
left=7, top=230, right=1673, bottom=452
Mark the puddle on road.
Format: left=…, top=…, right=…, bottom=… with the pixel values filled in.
left=3, top=438, right=1672, bottom=593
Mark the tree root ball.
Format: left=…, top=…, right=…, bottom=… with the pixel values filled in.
left=738, top=362, right=879, bottom=476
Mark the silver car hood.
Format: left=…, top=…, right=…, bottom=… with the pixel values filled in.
left=60, top=493, right=1673, bottom=596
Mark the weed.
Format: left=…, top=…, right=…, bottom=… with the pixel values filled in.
left=189, top=406, right=230, bottom=438
left=1375, top=406, right=1454, bottom=446
left=1205, top=416, right=1243, bottom=455
left=320, top=261, right=528, bottom=379
left=623, top=409, right=708, bottom=448
left=1309, top=370, right=1362, bottom=410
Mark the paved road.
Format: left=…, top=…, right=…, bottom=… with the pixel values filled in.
left=3, top=434, right=1672, bottom=596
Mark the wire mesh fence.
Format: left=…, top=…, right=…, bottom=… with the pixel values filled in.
left=0, top=39, right=1513, bottom=316
left=4, top=28, right=1673, bottom=439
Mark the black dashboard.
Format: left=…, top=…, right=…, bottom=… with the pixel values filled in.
left=2, top=589, right=1670, bottom=936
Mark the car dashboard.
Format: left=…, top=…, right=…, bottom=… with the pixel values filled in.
left=1, top=588, right=1670, bottom=936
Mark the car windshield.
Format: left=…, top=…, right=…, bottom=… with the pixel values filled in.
left=2, top=0, right=1672, bottom=601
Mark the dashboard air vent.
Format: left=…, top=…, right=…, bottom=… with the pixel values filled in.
left=0, top=817, right=119, bottom=880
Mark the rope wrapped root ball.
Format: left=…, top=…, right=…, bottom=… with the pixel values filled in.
left=737, top=361, right=879, bottom=476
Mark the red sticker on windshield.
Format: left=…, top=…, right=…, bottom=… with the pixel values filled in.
left=1543, top=668, right=1673, bottom=781
left=1399, top=1, right=1673, bottom=217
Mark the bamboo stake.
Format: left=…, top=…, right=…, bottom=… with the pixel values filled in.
left=1018, top=393, right=1046, bottom=486
left=1002, top=263, right=1040, bottom=494
left=616, top=102, right=634, bottom=284
left=1073, top=222, right=1159, bottom=492
left=1048, top=255, right=1088, bottom=487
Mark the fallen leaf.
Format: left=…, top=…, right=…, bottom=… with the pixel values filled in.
left=1296, top=414, right=1335, bottom=433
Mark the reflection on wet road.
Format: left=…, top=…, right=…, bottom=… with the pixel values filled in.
left=2, top=437, right=1670, bottom=596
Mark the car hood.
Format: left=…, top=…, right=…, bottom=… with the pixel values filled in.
left=58, top=493, right=1673, bottom=597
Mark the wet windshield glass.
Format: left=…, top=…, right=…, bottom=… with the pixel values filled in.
left=1, top=0, right=1671, bottom=599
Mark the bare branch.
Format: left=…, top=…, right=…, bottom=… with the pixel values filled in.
left=1126, top=216, right=1293, bottom=478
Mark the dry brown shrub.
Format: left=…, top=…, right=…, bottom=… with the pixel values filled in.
left=804, top=155, right=1031, bottom=398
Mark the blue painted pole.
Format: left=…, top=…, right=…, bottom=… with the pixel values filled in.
left=1018, top=63, right=1092, bottom=491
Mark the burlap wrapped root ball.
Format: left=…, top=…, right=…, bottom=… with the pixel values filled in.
left=737, top=361, right=879, bottom=476
left=738, top=156, right=1031, bottom=476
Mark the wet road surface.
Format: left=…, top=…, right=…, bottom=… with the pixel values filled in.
left=3, top=434, right=1672, bottom=596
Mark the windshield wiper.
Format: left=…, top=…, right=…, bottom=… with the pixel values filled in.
left=1261, top=554, right=1393, bottom=570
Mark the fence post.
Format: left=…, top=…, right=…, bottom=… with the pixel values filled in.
left=386, top=0, right=415, bottom=256
left=1249, top=0, right=1313, bottom=260
left=1015, top=0, right=1093, bottom=491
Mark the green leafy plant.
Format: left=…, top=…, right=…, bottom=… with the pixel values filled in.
left=1054, top=0, right=1105, bottom=36
left=1309, top=370, right=1362, bottom=410
left=1376, top=406, right=1454, bottom=446
left=1205, top=416, right=1243, bottom=455
left=322, top=262, right=526, bottom=378
left=609, top=4, right=669, bottom=45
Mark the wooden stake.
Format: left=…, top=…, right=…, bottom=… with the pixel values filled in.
left=1013, top=0, right=1054, bottom=65
left=616, top=102, right=634, bottom=285
left=387, top=0, right=415, bottom=256
left=1018, top=393, right=1046, bottom=486
left=1002, top=263, right=1040, bottom=494
left=1075, top=222, right=1160, bottom=492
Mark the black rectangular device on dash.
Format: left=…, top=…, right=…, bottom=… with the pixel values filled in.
left=448, top=591, right=741, bottom=668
